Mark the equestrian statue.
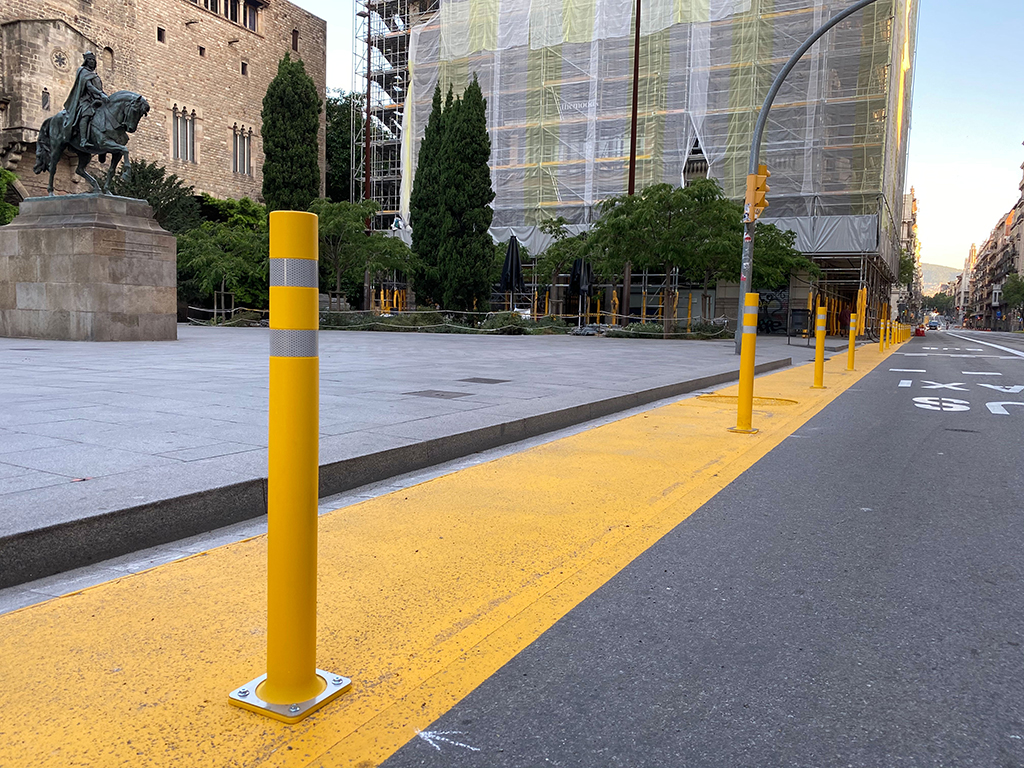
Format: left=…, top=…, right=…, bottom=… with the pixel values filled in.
left=33, top=51, right=150, bottom=195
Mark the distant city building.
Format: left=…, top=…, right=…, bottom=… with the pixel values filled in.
left=896, top=186, right=921, bottom=320
left=359, top=0, right=919, bottom=323
left=967, top=212, right=1015, bottom=330
left=1, top=0, right=326, bottom=202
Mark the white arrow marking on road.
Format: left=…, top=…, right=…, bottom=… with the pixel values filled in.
left=921, top=381, right=968, bottom=391
left=986, top=402, right=1024, bottom=415
left=890, top=368, right=926, bottom=372
left=962, top=371, right=1001, bottom=376
left=416, top=730, right=481, bottom=752
left=979, top=384, right=1024, bottom=394
left=913, top=397, right=970, bottom=412
left=898, top=380, right=913, bottom=388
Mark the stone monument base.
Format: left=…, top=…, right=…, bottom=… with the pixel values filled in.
left=0, top=195, right=177, bottom=341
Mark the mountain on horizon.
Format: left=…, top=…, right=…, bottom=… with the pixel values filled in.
left=920, top=263, right=962, bottom=295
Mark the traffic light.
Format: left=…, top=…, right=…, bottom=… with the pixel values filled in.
left=744, top=164, right=770, bottom=222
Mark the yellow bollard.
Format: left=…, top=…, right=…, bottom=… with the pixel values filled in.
left=878, top=318, right=885, bottom=353
left=812, top=304, right=827, bottom=388
left=847, top=312, right=857, bottom=371
left=230, top=211, right=351, bottom=724
left=687, top=291, right=693, bottom=333
left=730, top=292, right=760, bottom=434
left=642, top=292, right=647, bottom=322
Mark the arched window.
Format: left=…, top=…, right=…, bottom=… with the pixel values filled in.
left=102, top=47, right=114, bottom=76
left=172, top=105, right=196, bottom=163
left=233, top=123, right=252, bottom=176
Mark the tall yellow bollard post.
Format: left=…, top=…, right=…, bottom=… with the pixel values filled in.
left=686, top=292, right=693, bottom=333
left=730, top=293, right=760, bottom=434
left=847, top=312, right=857, bottom=371
left=812, top=304, right=827, bottom=388
left=878, top=318, right=885, bottom=353
left=230, top=211, right=351, bottom=724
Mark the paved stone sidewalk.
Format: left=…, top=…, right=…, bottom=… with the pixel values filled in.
left=0, top=326, right=817, bottom=586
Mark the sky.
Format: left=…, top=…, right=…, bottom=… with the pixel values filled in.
left=293, top=0, right=1024, bottom=272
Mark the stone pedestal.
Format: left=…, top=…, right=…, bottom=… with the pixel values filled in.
left=0, top=195, right=177, bottom=341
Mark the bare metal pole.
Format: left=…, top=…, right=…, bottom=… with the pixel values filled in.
left=622, top=0, right=641, bottom=323
left=734, top=0, right=881, bottom=354
left=358, top=7, right=373, bottom=310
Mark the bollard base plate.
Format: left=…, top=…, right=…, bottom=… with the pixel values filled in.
left=728, top=426, right=759, bottom=435
left=229, top=669, right=352, bottom=723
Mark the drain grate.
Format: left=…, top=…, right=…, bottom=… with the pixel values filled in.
left=458, top=378, right=510, bottom=385
left=403, top=390, right=472, bottom=399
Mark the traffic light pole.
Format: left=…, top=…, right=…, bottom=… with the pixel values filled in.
left=734, top=0, right=881, bottom=355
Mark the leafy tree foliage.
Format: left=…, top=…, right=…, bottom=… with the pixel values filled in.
left=177, top=198, right=269, bottom=308
left=110, top=159, right=201, bottom=233
left=308, top=198, right=416, bottom=307
left=590, top=179, right=816, bottom=319
left=1002, top=273, right=1024, bottom=313
left=899, top=248, right=916, bottom=288
left=435, top=76, right=495, bottom=310
left=409, top=84, right=448, bottom=305
left=262, top=54, right=322, bottom=213
left=923, top=292, right=955, bottom=314
left=0, top=169, right=18, bottom=226
left=325, top=90, right=357, bottom=203
left=752, top=221, right=819, bottom=290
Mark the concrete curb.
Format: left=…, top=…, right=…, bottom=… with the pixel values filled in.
left=0, top=357, right=790, bottom=588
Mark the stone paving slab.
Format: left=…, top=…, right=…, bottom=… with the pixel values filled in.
left=0, top=326, right=812, bottom=587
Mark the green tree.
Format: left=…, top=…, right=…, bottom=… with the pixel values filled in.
left=177, top=199, right=269, bottom=308
left=261, top=53, right=322, bottom=213
left=325, top=90, right=357, bottom=203
left=923, top=292, right=955, bottom=314
left=591, top=180, right=741, bottom=320
left=899, top=248, right=916, bottom=288
left=1002, top=273, right=1024, bottom=314
left=110, top=159, right=201, bottom=233
left=0, top=169, right=18, bottom=226
left=435, top=76, right=495, bottom=310
left=409, top=83, right=448, bottom=305
left=752, top=222, right=819, bottom=290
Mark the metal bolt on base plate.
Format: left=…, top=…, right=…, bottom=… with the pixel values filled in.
left=229, top=670, right=352, bottom=723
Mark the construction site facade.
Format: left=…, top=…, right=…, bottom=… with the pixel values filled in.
left=354, top=0, right=918, bottom=330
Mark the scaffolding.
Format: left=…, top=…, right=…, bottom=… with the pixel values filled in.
left=386, top=0, right=917, bottom=324
left=352, top=0, right=439, bottom=229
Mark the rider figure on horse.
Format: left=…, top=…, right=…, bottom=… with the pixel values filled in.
left=62, top=51, right=108, bottom=151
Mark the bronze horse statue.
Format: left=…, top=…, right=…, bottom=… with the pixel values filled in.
left=34, top=91, right=150, bottom=195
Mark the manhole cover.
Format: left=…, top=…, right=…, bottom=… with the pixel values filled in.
left=458, top=378, right=510, bottom=384
left=403, top=390, right=472, bottom=399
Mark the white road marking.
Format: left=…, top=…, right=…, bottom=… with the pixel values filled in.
left=962, top=371, right=1001, bottom=375
left=913, top=397, right=970, bottom=412
left=416, top=730, right=481, bottom=753
left=923, top=347, right=938, bottom=350
left=967, top=348, right=984, bottom=351
left=946, top=331, right=1024, bottom=359
left=980, top=384, right=1024, bottom=394
left=986, top=402, right=1024, bottom=415
left=898, top=380, right=913, bottom=388
left=890, top=368, right=926, bottom=372
left=921, top=381, right=968, bottom=391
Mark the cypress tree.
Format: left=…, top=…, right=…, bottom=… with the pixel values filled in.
left=261, top=54, right=322, bottom=212
left=409, top=83, right=447, bottom=305
left=436, top=75, right=494, bottom=311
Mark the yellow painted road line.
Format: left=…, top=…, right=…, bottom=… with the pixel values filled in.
left=0, top=341, right=901, bottom=767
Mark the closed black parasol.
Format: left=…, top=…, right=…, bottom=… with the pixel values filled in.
left=499, top=235, right=526, bottom=294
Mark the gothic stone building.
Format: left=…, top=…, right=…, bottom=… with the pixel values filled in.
left=0, top=0, right=326, bottom=203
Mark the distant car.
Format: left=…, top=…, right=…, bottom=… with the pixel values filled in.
left=927, top=321, right=939, bottom=330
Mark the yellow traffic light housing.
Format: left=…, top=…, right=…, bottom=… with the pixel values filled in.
left=744, top=164, right=770, bottom=222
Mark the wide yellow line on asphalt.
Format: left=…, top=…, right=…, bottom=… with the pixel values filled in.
left=0, top=341, right=897, bottom=767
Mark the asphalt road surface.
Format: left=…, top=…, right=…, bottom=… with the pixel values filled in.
left=382, top=330, right=1024, bottom=768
